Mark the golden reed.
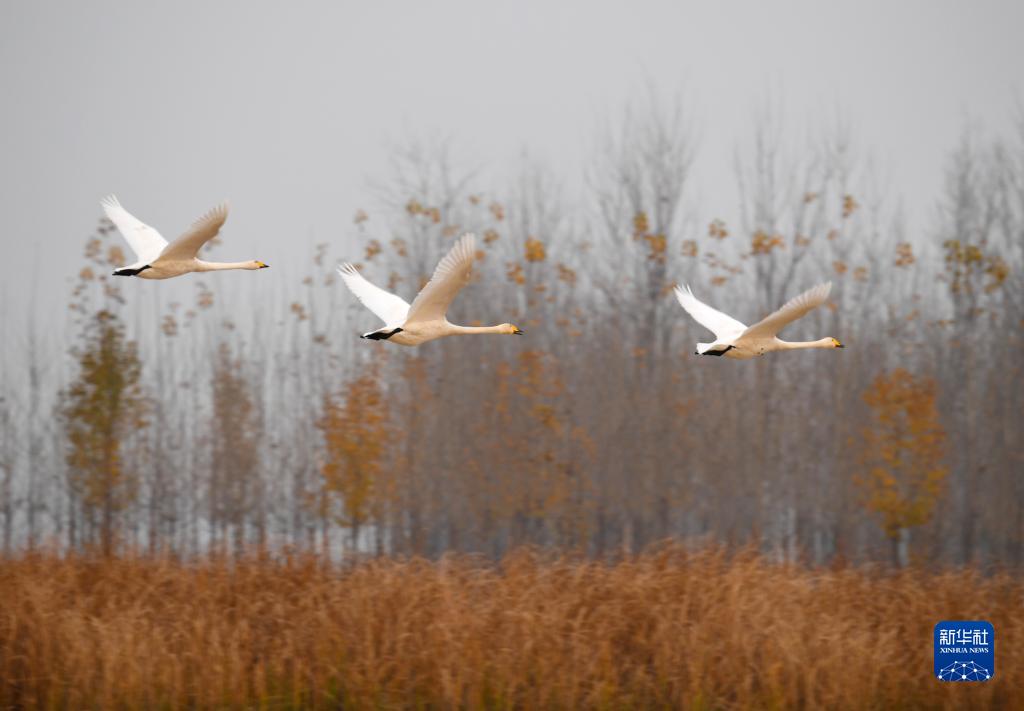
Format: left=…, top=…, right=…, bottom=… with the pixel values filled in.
left=1, top=546, right=1019, bottom=709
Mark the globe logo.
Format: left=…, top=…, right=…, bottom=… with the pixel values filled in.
left=937, top=660, right=990, bottom=682
left=934, top=621, right=994, bottom=682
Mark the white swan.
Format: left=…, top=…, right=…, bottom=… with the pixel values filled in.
left=102, top=195, right=268, bottom=279
left=337, top=233, right=522, bottom=346
left=675, top=282, right=843, bottom=359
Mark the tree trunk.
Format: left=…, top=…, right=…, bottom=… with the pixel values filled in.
left=892, top=528, right=910, bottom=568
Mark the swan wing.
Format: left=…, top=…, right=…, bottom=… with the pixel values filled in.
left=405, top=233, right=476, bottom=324
left=159, top=202, right=229, bottom=261
left=674, top=285, right=747, bottom=340
left=337, top=263, right=411, bottom=328
left=740, top=282, right=832, bottom=339
left=101, top=195, right=168, bottom=263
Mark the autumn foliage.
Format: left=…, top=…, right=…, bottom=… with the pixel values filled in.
left=317, top=362, right=391, bottom=547
left=59, top=310, right=148, bottom=557
left=858, top=369, right=947, bottom=565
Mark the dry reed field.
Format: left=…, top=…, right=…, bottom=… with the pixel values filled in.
left=1, top=547, right=1021, bottom=709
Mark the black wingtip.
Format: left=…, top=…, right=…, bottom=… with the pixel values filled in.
left=363, top=327, right=403, bottom=341
left=112, top=265, right=151, bottom=277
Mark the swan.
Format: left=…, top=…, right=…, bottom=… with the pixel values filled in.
left=675, top=282, right=843, bottom=359
left=101, top=195, right=268, bottom=279
left=337, top=233, right=523, bottom=346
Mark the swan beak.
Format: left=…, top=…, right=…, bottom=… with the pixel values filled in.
left=513, top=327, right=524, bottom=335
left=256, top=261, right=269, bottom=269
left=837, top=343, right=844, bottom=348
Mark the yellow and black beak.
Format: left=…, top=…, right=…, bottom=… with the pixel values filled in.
left=256, top=261, right=269, bottom=269
left=513, top=327, right=524, bottom=335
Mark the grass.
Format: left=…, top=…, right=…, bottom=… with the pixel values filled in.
left=0, top=546, right=1019, bottom=709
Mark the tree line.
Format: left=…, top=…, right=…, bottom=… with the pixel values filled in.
left=1, top=98, right=1021, bottom=567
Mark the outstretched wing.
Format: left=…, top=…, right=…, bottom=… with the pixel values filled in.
left=159, top=202, right=229, bottom=262
left=740, top=282, right=832, bottom=340
left=337, top=263, right=411, bottom=328
left=674, top=285, right=747, bottom=340
left=405, top=233, right=477, bottom=324
left=101, top=195, right=168, bottom=263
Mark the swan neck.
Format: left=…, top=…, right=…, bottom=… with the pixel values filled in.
left=449, top=324, right=509, bottom=335
left=196, top=260, right=257, bottom=272
left=778, top=338, right=833, bottom=350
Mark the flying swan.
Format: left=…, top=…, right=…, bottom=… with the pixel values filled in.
left=337, top=233, right=523, bottom=346
left=675, top=282, right=843, bottom=359
left=102, top=195, right=268, bottom=279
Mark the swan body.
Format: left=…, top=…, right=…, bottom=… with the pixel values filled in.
left=675, top=282, right=843, bottom=359
left=101, top=195, right=268, bottom=279
left=338, top=233, right=522, bottom=346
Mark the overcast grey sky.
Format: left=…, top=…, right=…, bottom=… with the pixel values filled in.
left=1, top=0, right=1022, bottom=346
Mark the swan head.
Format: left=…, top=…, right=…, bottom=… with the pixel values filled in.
left=829, top=337, right=844, bottom=349
left=505, top=323, right=524, bottom=335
